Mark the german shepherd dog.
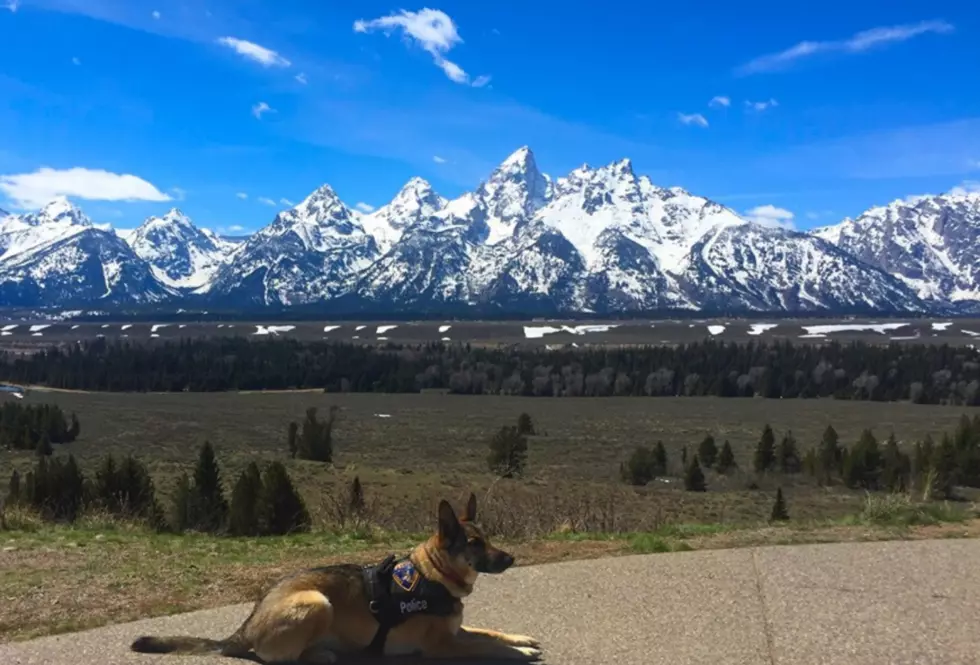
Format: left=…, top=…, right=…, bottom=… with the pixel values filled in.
left=131, top=493, right=542, bottom=662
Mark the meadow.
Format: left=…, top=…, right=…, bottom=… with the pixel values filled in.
left=2, top=389, right=979, bottom=641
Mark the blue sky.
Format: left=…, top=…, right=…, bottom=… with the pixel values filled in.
left=0, top=0, right=978, bottom=234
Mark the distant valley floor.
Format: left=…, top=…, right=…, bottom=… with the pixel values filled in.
left=0, top=317, right=979, bottom=348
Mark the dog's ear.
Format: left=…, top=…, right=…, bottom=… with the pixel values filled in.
left=463, top=492, right=477, bottom=522
left=438, top=499, right=462, bottom=542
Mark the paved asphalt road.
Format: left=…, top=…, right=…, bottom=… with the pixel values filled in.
left=3, top=538, right=979, bottom=665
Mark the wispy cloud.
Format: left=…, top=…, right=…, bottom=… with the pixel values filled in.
left=745, top=98, right=779, bottom=112
left=216, top=36, right=291, bottom=68
left=295, top=72, right=308, bottom=85
left=257, top=197, right=277, bottom=206
left=71, top=56, right=81, bottom=66
left=432, top=155, right=447, bottom=164
left=950, top=181, right=980, bottom=196
left=279, top=198, right=294, bottom=206
left=355, top=202, right=375, bottom=213
left=745, top=204, right=795, bottom=230
left=678, top=112, right=709, bottom=128
left=151, top=10, right=160, bottom=20
left=236, top=192, right=248, bottom=200
left=709, top=96, right=730, bottom=108
left=737, top=19, right=954, bottom=75
left=353, top=9, right=488, bottom=87
left=0, top=166, right=172, bottom=209
left=170, top=187, right=186, bottom=201
left=4, top=0, right=18, bottom=12
left=252, top=102, right=273, bottom=119
left=226, top=224, right=246, bottom=233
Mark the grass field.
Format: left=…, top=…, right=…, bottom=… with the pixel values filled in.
left=2, top=390, right=980, bottom=642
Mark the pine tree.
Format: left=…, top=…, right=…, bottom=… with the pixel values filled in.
left=817, top=425, right=842, bottom=483
left=229, top=462, right=263, bottom=536
left=94, top=454, right=121, bottom=512
left=35, top=431, right=52, bottom=457
left=716, top=440, right=736, bottom=473
left=487, top=425, right=528, bottom=478
left=881, top=432, right=910, bottom=492
left=516, top=412, right=535, bottom=436
left=776, top=430, right=802, bottom=473
left=57, top=455, right=85, bottom=522
left=930, top=433, right=959, bottom=500
left=189, top=441, right=228, bottom=533
left=287, top=421, right=299, bottom=459
left=622, top=446, right=656, bottom=486
left=117, top=455, right=163, bottom=525
left=67, top=413, right=81, bottom=441
left=652, top=441, right=668, bottom=476
left=169, top=472, right=191, bottom=533
left=681, top=445, right=688, bottom=467
left=770, top=487, right=789, bottom=521
left=348, top=475, right=365, bottom=515
left=843, top=429, right=882, bottom=490
left=259, top=461, right=310, bottom=535
left=753, top=424, right=776, bottom=472
left=698, top=434, right=718, bottom=469
left=6, top=469, right=21, bottom=505
left=684, top=454, right=706, bottom=492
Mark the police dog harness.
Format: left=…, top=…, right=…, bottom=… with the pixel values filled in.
left=361, top=553, right=458, bottom=654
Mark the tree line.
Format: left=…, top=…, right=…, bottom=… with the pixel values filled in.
left=1, top=337, right=978, bottom=404
left=2, top=441, right=312, bottom=537
left=620, top=414, right=980, bottom=500
left=0, top=402, right=80, bottom=456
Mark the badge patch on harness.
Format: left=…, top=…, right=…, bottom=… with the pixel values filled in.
left=392, top=559, right=419, bottom=592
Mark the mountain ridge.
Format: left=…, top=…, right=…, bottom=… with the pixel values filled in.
left=0, top=147, right=974, bottom=315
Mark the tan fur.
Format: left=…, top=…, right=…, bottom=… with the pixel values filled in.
left=130, top=493, right=541, bottom=663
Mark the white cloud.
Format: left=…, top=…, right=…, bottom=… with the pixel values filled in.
left=72, top=57, right=81, bottom=66
left=745, top=204, right=795, bottom=229
left=432, top=155, right=447, bottom=164
left=236, top=192, right=248, bottom=200
left=746, top=98, right=779, bottom=112
left=170, top=187, right=186, bottom=201
left=279, top=198, right=294, bottom=206
left=151, top=10, right=160, bottom=20
left=257, top=197, right=277, bottom=206
left=354, top=9, right=486, bottom=87
left=354, top=202, right=375, bottom=213
left=226, top=224, right=245, bottom=233
left=709, top=96, right=731, bottom=108
left=295, top=72, right=308, bottom=85
left=252, top=101, right=273, bottom=119
left=678, top=112, right=709, bottom=128
left=216, top=37, right=291, bottom=68
left=949, top=181, right=980, bottom=196
left=0, top=167, right=172, bottom=209
left=737, top=20, right=954, bottom=75
left=4, top=0, right=19, bottom=12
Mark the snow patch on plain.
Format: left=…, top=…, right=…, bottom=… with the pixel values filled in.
left=801, top=322, right=909, bottom=335
left=747, top=323, right=778, bottom=336
left=29, top=324, right=50, bottom=332
left=151, top=324, right=169, bottom=332
left=121, top=324, right=133, bottom=331
left=1, top=325, right=17, bottom=331
left=523, top=324, right=620, bottom=339
left=962, top=330, right=980, bottom=337
left=323, top=325, right=340, bottom=333
left=439, top=325, right=452, bottom=333
left=376, top=325, right=398, bottom=334
left=707, top=325, right=726, bottom=335
left=931, top=321, right=953, bottom=331
left=253, top=325, right=296, bottom=336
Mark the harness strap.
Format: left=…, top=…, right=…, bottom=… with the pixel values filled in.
left=363, top=554, right=396, bottom=655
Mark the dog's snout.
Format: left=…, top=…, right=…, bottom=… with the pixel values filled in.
left=495, top=552, right=514, bottom=571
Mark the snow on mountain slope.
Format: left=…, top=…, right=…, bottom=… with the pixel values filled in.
left=358, top=177, right=448, bottom=254
left=679, top=222, right=924, bottom=312
left=0, top=199, right=173, bottom=306
left=814, top=192, right=980, bottom=304
left=475, top=146, right=552, bottom=245
left=205, top=185, right=378, bottom=305
left=126, top=208, right=234, bottom=289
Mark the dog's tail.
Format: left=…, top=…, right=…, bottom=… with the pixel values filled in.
left=130, top=634, right=248, bottom=657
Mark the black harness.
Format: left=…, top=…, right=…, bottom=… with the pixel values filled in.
left=361, top=554, right=459, bottom=654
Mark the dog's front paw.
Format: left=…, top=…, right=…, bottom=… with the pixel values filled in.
left=511, top=645, right=543, bottom=661
left=506, top=634, right=541, bottom=648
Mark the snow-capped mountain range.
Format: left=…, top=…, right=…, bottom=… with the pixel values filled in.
left=0, top=146, right=977, bottom=315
